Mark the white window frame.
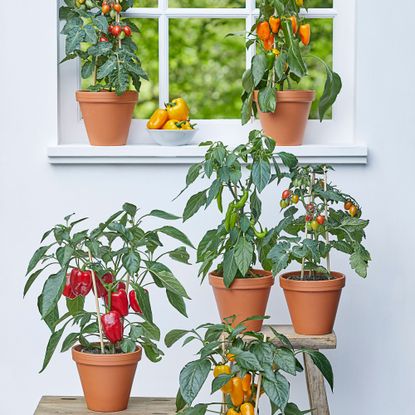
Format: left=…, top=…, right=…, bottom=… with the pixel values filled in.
left=57, top=0, right=358, bottom=152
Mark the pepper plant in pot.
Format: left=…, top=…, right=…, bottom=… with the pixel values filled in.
left=24, top=203, right=192, bottom=412
left=60, top=0, right=148, bottom=146
left=179, top=130, right=295, bottom=332
left=266, top=159, right=370, bottom=335
left=165, top=317, right=334, bottom=415
left=240, top=0, right=342, bottom=145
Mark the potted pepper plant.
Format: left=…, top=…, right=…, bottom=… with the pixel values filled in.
left=60, top=0, right=148, bottom=146
left=240, top=0, right=342, bottom=145
left=165, top=317, right=334, bottom=415
left=179, top=130, right=295, bottom=332
left=24, top=203, right=192, bottom=412
left=266, top=159, right=370, bottom=335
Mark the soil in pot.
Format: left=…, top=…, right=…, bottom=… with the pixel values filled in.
left=209, top=269, right=274, bottom=332
left=76, top=90, right=138, bottom=146
left=253, top=90, right=315, bottom=146
left=280, top=271, right=345, bottom=335
left=72, top=345, right=142, bottom=412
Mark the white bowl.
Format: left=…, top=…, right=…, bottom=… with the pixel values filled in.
left=147, top=128, right=198, bottom=146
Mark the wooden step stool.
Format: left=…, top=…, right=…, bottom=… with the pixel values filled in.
left=35, top=325, right=336, bottom=415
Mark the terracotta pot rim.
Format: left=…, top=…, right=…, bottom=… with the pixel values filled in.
left=209, top=269, right=274, bottom=289
left=76, top=90, right=139, bottom=103
left=253, top=89, right=316, bottom=103
left=280, top=271, right=345, bottom=292
left=72, top=345, right=142, bottom=366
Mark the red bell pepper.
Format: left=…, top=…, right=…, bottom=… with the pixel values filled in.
left=129, top=290, right=142, bottom=313
left=63, top=274, right=76, bottom=299
left=70, top=268, right=92, bottom=296
left=106, top=288, right=129, bottom=317
left=101, top=311, right=123, bottom=344
left=95, top=272, right=115, bottom=298
left=117, top=281, right=126, bottom=291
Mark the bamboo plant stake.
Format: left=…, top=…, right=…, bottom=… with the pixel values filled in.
left=254, top=334, right=267, bottom=415
left=301, top=171, right=314, bottom=280
left=323, top=167, right=331, bottom=273
left=87, top=248, right=105, bottom=354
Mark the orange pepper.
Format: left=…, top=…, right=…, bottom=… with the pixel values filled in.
left=288, top=16, right=298, bottom=33
left=230, top=377, right=244, bottom=407
left=242, top=373, right=252, bottom=392
left=269, top=16, right=281, bottom=33
left=299, top=23, right=311, bottom=46
left=257, top=21, right=271, bottom=41
left=240, top=403, right=255, bottom=415
left=227, top=409, right=239, bottom=415
left=263, top=34, right=274, bottom=51
left=226, top=353, right=235, bottom=362
left=147, top=108, right=169, bottom=129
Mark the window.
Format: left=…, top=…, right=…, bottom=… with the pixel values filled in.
left=56, top=1, right=361, bottom=161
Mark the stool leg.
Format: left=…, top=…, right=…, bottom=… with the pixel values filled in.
left=303, top=352, right=330, bottom=415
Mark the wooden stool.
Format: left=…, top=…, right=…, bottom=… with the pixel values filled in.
left=35, top=396, right=176, bottom=414
left=262, top=325, right=337, bottom=415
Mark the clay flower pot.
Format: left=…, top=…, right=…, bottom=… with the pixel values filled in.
left=76, top=90, right=138, bottom=146
left=72, top=345, right=142, bottom=412
left=209, top=270, right=274, bottom=332
left=280, top=271, right=346, bottom=335
left=253, top=90, right=315, bottom=146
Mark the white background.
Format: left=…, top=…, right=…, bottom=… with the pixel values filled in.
left=1, top=0, right=414, bottom=413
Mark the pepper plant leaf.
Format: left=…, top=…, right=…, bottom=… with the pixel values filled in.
left=157, top=226, right=195, bottom=248
left=167, top=290, right=188, bottom=317
left=179, top=359, right=211, bottom=404
left=318, top=62, right=342, bottom=122
left=252, top=159, right=271, bottom=193
left=234, top=237, right=253, bottom=277
left=40, top=328, right=65, bottom=373
left=303, top=350, right=334, bottom=391
left=183, top=190, right=208, bottom=221
left=40, top=269, right=67, bottom=318
left=263, top=372, right=290, bottom=412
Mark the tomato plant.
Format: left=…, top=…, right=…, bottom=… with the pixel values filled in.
left=59, top=0, right=147, bottom=95
left=166, top=317, right=334, bottom=415
left=266, top=161, right=371, bottom=280
left=239, top=0, right=342, bottom=123
left=24, top=203, right=192, bottom=371
left=178, top=130, right=296, bottom=287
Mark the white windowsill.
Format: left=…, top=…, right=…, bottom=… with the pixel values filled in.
left=47, top=144, right=368, bottom=165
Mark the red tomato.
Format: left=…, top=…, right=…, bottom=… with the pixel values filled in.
left=111, top=25, right=121, bottom=37
left=123, top=25, right=132, bottom=37
left=113, top=3, right=122, bottom=13
left=282, top=190, right=291, bottom=200
left=316, top=215, right=325, bottom=225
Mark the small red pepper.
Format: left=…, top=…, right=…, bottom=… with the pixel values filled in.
left=70, top=268, right=92, bottom=296
left=95, top=272, right=115, bottom=298
left=129, top=290, right=142, bottom=313
left=101, top=311, right=123, bottom=344
left=117, top=281, right=126, bottom=291
left=63, top=274, right=76, bottom=299
left=106, top=288, right=129, bottom=317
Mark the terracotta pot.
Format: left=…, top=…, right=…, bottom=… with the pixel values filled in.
left=280, top=271, right=345, bottom=335
left=209, top=270, right=274, bottom=332
left=72, top=345, right=142, bottom=412
left=76, top=90, right=138, bottom=146
left=253, top=90, right=315, bottom=146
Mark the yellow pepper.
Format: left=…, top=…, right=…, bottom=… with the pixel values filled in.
left=227, top=409, right=239, bottom=415
left=214, top=364, right=231, bottom=378
left=147, top=108, right=169, bottom=129
left=162, top=119, right=183, bottom=130
left=166, top=98, right=190, bottom=121
left=180, top=120, right=195, bottom=130
left=296, top=0, right=304, bottom=6
left=230, top=377, right=244, bottom=407
left=240, top=403, right=254, bottom=415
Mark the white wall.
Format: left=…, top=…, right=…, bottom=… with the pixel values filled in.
left=1, top=0, right=415, bottom=413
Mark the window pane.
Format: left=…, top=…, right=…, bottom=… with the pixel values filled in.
left=169, top=0, right=245, bottom=7
left=133, top=0, right=158, bottom=6
left=169, top=18, right=245, bottom=119
left=131, top=18, right=159, bottom=119
left=305, top=0, right=333, bottom=7
left=292, top=18, right=333, bottom=119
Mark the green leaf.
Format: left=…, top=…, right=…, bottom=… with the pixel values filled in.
left=149, top=266, right=190, bottom=299
left=223, top=249, right=238, bottom=288
left=183, top=190, right=207, bottom=222
left=56, top=245, right=74, bottom=267
left=61, top=332, right=79, bottom=352
left=176, top=388, right=187, bottom=412
left=122, top=251, right=141, bottom=275
left=123, top=202, right=137, bottom=216
left=167, top=290, right=188, bottom=317
left=183, top=404, right=208, bottom=415
left=27, top=245, right=52, bottom=275
left=242, top=68, right=254, bottom=92
left=284, top=403, right=312, bottom=415
left=165, top=329, right=189, bottom=347
left=88, top=41, right=112, bottom=56
left=241, top=92, right=253, bottom=125
left=211, top=374, right=233, bottom=393
left=97, top=56, right=117, bottom=79
left=81, top=60, right=95, bottom=79
left=24, top=268, right=44, bottom=297
left=304, top=350, right=334, bottom=391
left=274, top=52, right=288, bottom=82
left=258, top=86, right=277, bottom=112
left=141, top=321, right=161, bottom=341
left=274, top=348, right=297, bottom=375
left=252, top=159, right=271, bottom=193
left=92, top=15, right=108, bottom=33
left=169, top=247, right=191, bottom=264
left=38, top=295, right=60, bottom=332
left=277, top=152, right=298, bottom=169
left=319, top=63, right=342, bottom=122
left=158, top=226, right=194, bottom=248
left=349, top=244, right=369, bottom=278
left=234, top=350, right=263, bottom=371
left=66, top=296, right=85, bottom=316
left=65, top=28, right=85, bottom=54
left=148, top=209, right=180, bottom=220
left=83, top=24, right=97, bottom=44
left=288, top=41, right=307, bottom=78
left=252, top=53, right=268, bottom=86
left=263, top=373, right=290, bottom=412
left=134, top=286, right=153, bottom=322
left=179, top=359, right=211, bottom=404
left=40, top=269, right=67, bottom=318
left=234, top=238, right=253, bottom=277
left=186, top=163, right=202, bottom=186
left=121, top=338, right=136, bottom=353
left=40, top=328, right=65, bottom=373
